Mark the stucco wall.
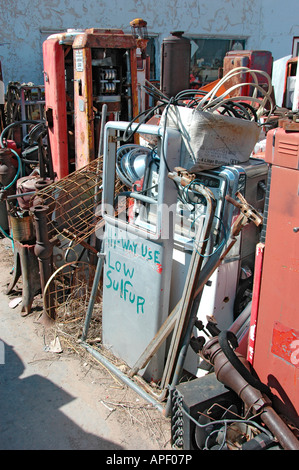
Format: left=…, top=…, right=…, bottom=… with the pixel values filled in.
left=0, top=0, right=298, bottom=88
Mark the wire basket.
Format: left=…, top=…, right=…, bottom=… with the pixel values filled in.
left=30, top=156, right=126, bottom=250
left=43, top=261, right=102, bottom=340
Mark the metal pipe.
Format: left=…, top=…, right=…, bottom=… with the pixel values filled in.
left=31, top=205, right=53, bottom=291
left=160, top=182, right=217, bottom=392
left=125, top=51, right=132, bottom=121
left=99, top=103, right=107, bottom=157
left=81, top=252, right=104, bottom=341
left=201, top=336, right=299, bottom=450
left=31, top=204, right=55, bottom=323
left=164, top=291, right=204, bottom=417
left=7, top=191, right=36, bottom=200
left=80, top=341, right=164, bottom=413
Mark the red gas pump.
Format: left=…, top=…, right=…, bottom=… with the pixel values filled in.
left=43, top=22, right=149, bottom=180
left=250, top=124, right=299, bottom=428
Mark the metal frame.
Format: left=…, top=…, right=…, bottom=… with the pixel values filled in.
left=80, top=122, right=218, bottom=411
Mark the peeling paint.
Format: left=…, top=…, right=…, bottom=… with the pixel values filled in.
left=0, top=0, right=298, bottom=87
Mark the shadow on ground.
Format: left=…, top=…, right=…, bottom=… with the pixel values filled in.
left=0, top=340, right=123, bottom=450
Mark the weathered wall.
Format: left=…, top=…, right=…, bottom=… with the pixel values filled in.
left=0, top=0, right=298, bottom=87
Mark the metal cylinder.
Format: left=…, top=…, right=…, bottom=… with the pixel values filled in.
left=160, top=31, right=191, bottom=98
left=9, top=214, right=35, bottom=242
left=31, top=204, right=56, bottom=323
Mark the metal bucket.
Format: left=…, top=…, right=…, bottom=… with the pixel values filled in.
left=9, top=214, right=35, bottom=242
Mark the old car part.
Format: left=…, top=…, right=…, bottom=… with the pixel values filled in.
left=200, top=333, right=299, bottom=450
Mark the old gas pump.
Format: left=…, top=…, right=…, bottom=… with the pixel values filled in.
left=250, top=124, right=299, bottom=428
left=43, top=30, right=83, bottom=179
left=100, top=121, right=181, bottom=382
left=43, top=22, right=149, bottom=178
left=72, top=26, right=148, bottom=169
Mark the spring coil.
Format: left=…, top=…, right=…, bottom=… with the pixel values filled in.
left=171, top=390, right=184, bottom=449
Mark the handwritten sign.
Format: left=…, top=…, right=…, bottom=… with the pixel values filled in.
left=102, top=224, right=171, bottom=379
left=103, top=226, right=163, bottom=315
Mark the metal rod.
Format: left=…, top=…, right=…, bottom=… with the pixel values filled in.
left=7, top=191, right=36, bottom=200
left=80, top=341, right=164, bottom=413
left=99, top=103, right=107, bottom=157
left=160, top=183, right=217, bottom=391
left=81, top=252, right=104, bottom=341
left=164, top=291, right=205, bottom=417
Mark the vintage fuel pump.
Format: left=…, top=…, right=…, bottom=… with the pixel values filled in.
left=43, top=22, right=149, bottom=179
left=250, top=124, right=299, bottom=428
left=72, top=27, right=148, bottom=169
left=91, top=116, right=268, bottom=384
left=100, top=121, right=181, bottom=382
left=43, top=30, right=82, bottom=179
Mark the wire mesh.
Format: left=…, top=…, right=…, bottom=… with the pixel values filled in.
left=30, top=156, right=125, bottom=249
left=43, top=261, right=102, bottom=337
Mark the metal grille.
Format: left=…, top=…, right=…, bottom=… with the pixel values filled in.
left=31, top=156, right=125, bottom=249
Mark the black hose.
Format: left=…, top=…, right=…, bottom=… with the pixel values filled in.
left=218, top=330, right=272, bottom=398
left=0, top=119, right=40, bottom=148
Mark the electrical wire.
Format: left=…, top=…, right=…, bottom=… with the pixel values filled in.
left=122, top=102, right=166, bottom=142
left=122, top=68, right=269, bottom=184
left=195, top=67, right=273, bottom=119
left=176, top=399, right=275, bottom=450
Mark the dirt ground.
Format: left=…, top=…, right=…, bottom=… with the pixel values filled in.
left=0, top=236, right=172, bottom=450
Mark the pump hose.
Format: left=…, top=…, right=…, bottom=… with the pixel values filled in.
left=0, top=120, right=37, bottom=240
left=218, top=330, right=272, bottom=398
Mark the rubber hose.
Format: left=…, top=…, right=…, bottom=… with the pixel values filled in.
left=0, top=119, right=39, bottom=148
left=218, top=330, right=272, bottom=398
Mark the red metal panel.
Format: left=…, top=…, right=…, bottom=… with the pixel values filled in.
left=253, top=164, right=299, bottom=426
left=43, top=38, right=69, bottom=179
left=223, top=50, right=273, bottom=97
left=265, top=127, right=299, bottom=169
left=247, top=242, right=265, bottom=365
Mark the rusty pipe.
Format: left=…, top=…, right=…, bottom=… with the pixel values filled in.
left=30, top=204, right=55, bottom=323
left=201, top=335, right=299, bottom=450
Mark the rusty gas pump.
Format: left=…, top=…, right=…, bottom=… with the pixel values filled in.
left=43, top=21, right=149, bottom=178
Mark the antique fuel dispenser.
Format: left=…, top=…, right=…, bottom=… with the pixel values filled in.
left=43, top=30, right=83, bottom=179
left=101, top=121, right=181, bottom=382
left=43, top=22, right=149, bottom=178
left=250, top=125, right=299, bottom=428
left=72, top=27, right=148, bottom=169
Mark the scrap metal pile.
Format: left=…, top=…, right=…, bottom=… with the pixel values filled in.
left=0, top=56, right=298, bottom=451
